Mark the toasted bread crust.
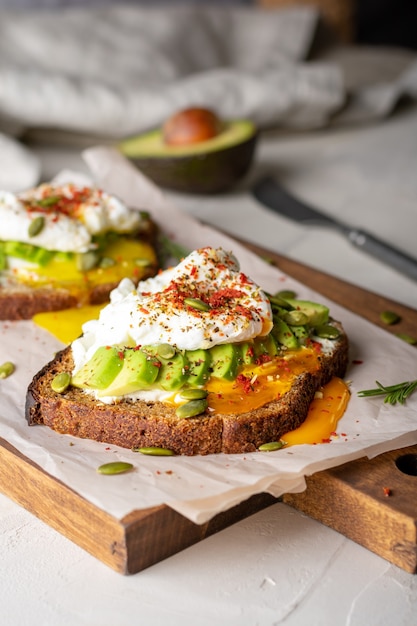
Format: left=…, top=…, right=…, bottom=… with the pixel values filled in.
left=26, top=324, right=349, bottom=455
left=0, top=219, right=158, bottom=320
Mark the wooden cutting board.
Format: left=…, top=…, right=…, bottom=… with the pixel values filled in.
left=0, top=244, right=416, bottom=575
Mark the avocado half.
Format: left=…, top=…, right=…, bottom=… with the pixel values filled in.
left=118, top=119, right=258, bottom=194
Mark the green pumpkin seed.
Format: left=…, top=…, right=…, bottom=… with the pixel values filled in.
left=99, top=256, right=116, bottom=268
left=97, top=461, right=134, bottom=475
left=268, top=294, right=293, bottom=310
left=133, top=447, right=175, bottom=456
left=380, top=310, right=401, bottom=325
left=0, top=361, right=15, bottom=379
left=157, top=343, right=176, bottom=359
left=315, top=324, right=341, bottom=339
left=51, top=372, right=71, bottom=394
left=134, top=258, right=152, bottom=267
left=258, top=440, right=286, bottom=452
left=180, top=388, right=208, bottom=400
left=276, top=290, right=296, bottom=300
left=184, top=297, right=210, bottom=312
left=396, top=333, right=417, bottom=345
left=176, top=398, right=208, bottom=419
left=36, top=195, right=61, bottom=207
left=76, top=251, right=100, bottom=272
left=28, top=215, right=45, bottom=238
left=283, top=310, right=309, bottom=326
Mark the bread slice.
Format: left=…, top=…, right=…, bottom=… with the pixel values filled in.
left=26, top=321, right=349, bottom=455
left=0, top=218, right=158, bottom=321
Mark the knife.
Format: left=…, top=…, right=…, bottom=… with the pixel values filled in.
left=252, top=176, right=417, bottom=283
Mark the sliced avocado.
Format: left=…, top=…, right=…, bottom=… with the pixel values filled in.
left=186, top=349, right=212, bottom=386
left=96, top=348, right=160, bottom=397
left=210, top=344, right=239, bottom=380
left=157, top=351, right=189, bottom=391
left=271, top=317, right=299, bottom=350
left=239, top=341, right=255, bottom=365
left=71, top=346, right=124, bottom=390
left=289, top=324, right=309, bottom=343
left=118, top=119, right=258, bottom=194
left=284, top=299, right=329, bottom=328
left=4, top=241, right=55, bottom=266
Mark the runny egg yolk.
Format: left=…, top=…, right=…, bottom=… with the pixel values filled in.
left=282, top=376, right=350, bottom=446
left=33, top=304, right=104, bottom=345
left=205, top=350, right=350, bottom=446
left=205, top=348, right=321, bottom=414
left=15, top=238, right=156, bottom=295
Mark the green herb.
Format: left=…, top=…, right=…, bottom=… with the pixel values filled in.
left=358, top=380, right=417, bottom=405
left=158, top=234, right=190, bottom=266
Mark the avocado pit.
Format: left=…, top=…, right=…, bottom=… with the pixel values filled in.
left=119, top=106, right=258, bottom=194
left=162, top=107, right=223, bottom=146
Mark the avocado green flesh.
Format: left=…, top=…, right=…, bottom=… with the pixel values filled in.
left=120, top=120, right=256, bottom=157
left=70, top=297, right=338, bottom=398
left=118, top=120, right=258, bottom=194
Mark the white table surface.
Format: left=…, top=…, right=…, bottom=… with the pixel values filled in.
left=1, top=99, right=417, bottom=626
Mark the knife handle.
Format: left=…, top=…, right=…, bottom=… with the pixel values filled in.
left=348, top=229, right=417, bottom=282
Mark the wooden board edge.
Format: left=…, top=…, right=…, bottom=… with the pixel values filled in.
left=0, top=436, right=278, bottom=574
left=283, top=444, right=417, bottom=573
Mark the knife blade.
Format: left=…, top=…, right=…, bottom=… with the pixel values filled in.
left=252, top=176, right=417, bottom=283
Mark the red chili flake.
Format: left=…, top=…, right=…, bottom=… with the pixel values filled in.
left=208, top=287, right=245, bottom=309
left=352, top=360, right=363, bottom=365
left=255, top=353, right=272, bottom=365
left=117, top=351, right=125, bottom=360
left=190, top=265, right=198, bottom=278
left=239, top=273, right=250, bottom=285
left=165, top=470, right=173, bottom=475
left=139, top=307, right=150, bottom=314
left=236, top=373, right=257, bottom=394
left=321, top=438, right=332, bottom=443
left=383, top=486, right=392, bottom=497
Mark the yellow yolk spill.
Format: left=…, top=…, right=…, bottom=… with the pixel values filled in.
left=206, top=347, right=321, bottom=414
left=14, top=238, right=156, bottom=294
left=282, top=376, right=350, bottom=446
left=33, top=303, right=104, bottom=344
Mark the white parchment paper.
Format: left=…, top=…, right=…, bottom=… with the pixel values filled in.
left=0, top=146, right=416, bottom=525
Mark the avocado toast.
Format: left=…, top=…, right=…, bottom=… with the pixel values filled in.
left=0, top=182, right=158, bottom=320
left=26, top=247, right=349, bottom=455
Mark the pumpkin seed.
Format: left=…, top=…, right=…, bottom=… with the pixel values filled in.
left=99, top=256, right=116, bottom=268
left=36, top=195, right=61, bottom=207
left=134, top=258, right=152, bottom=267
left=28, top=215, right=45, bottom=238
left=97, top=461, right=134, bottom=475
left=51, top=372, right=71, bottom=394
left=315, top=324, right=341, bottom=339
left=268, top=294, right=293, bottom=310
left=184, top=297, right=210, bottom=312
left=76, top=251, right=100, bottom=272
left=283, top=310, right=309, bottom=326
left=276, top=290, right=296, bottom=300
left=0, top=361, right=15, bottom=379
left=133, top=447, right=175, bottom=456
left=157, top=343, right=176, bottom=359
left=180, top=388, right=208, bottom=400
left=380, top=310, right=401, bottom=325
left=258, top=440, right=286, bottom=452
left=176, top=398, right=208, bottom=419
left=396, top=333, right=417, bottom=345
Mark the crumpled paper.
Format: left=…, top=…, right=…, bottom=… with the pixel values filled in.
left=0, top=146, right=416, bottom=525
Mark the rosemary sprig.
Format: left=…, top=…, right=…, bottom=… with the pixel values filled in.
left=358, top=380, right=417, bottom=405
